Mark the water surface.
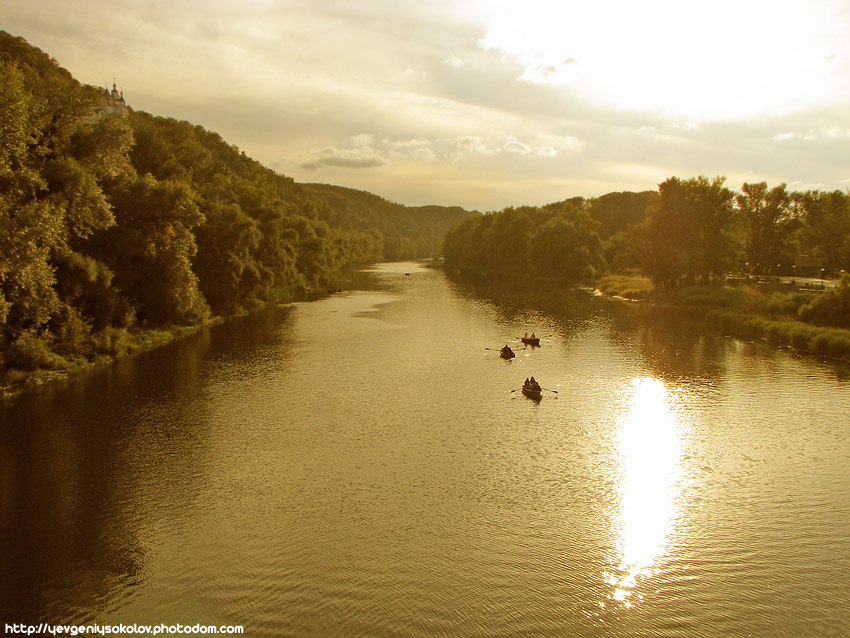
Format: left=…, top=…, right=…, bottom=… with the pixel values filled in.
left=2, top=262, right=849, bottom=636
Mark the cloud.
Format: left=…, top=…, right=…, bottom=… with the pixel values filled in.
left=5, top=0, right=850, bottom=211
left=504, top=140, right=531, bottom=154
left=303, top=146, right=387, bottom=170
left=350, top=133, right=375, bottom=147
left=479, top=0, right=850, bottom=121
left=517, top=57, right=579, bottom=86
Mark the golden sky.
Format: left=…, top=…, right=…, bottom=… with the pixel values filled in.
left=4, top=0, right=850, bottom=210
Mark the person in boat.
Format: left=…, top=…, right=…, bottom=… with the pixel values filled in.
left=524, top=331, right=528, bottom=339
left=530, top=332, right=536, bottom=339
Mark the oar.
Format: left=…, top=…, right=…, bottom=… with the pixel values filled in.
left=541, top=387, right=559, bottom=393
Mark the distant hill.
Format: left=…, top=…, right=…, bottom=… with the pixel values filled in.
left=302, top=183, right=477, bottom=260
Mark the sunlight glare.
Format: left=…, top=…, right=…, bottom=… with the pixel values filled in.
left=606, top=377, right=682, bottom=606
left=478, top=0, right=850, bottom=120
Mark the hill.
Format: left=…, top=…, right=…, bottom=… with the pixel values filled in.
left=0, top=31, right=474, bottom=381
left=302, top=183, right=477, bottom=260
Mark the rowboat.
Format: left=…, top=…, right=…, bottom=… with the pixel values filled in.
left=521, top=385, right=542, bottom=401
left=500, top=347, right=516, bottom=359
left=520, top=337, right=540, bottom=347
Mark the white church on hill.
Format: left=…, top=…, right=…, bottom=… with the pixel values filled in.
left=86, top=82, right=130, bottom=122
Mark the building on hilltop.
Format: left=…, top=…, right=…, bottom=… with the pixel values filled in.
left=85, top=82, right=130, bottom=123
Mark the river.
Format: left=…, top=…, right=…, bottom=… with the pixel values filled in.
left=2, top=261, right=849, bottom=637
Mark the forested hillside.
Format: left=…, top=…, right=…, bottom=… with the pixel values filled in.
left=0, top=32, right=474, bottom=377
left=302, top=183, right=474, bottom=261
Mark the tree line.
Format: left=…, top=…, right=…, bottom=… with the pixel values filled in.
left=443, top=176, right=850, bottom=331
left=444, top=177, right=850, bottom=288
left=608, top=176, right=850, bottom=289
left=442, top=198, right=606, bottom=282
left=0, top=33, right=473, bottom=373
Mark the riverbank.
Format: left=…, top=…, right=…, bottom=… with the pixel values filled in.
left=0, top=322, right=219, bottom=399
left=596, top=273, right=850, bottom=362
left=0, top=263, right=385, bottom=399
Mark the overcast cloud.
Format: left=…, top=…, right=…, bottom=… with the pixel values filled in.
left=3, top=0, right=850, bottom=210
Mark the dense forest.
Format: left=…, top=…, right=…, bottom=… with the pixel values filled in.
left=442, top=197, right=606, bottom=282
left=0, top=32, right=474, bottom=377
left=445, top=176, right=850, bottom=286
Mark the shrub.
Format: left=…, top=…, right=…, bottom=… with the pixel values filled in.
left=762, top=291, right=816, bottom=316
left=798, top=279, right=850, bottom=328
left=5, top=331, right=69, bottom=371
left=89, top=327, right=130, bottom=357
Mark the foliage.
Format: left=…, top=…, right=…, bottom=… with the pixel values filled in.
left=595, top=272, right=654, bottom=299
left=642, top=176, right=738, bottom=288
left=0, top=32, right=474, bottom=374
left=587, top=190, right=657, bottom=239
left=798, top=275, right=850, bottom=328
left=791, top=189, right=850, bottom=274
left=529, top=202, right=604, bottom=280
left=442, top=201, right=605, bottom=283
left=736, top=182, right=797, bottom=275
left=705, top=310, right=850, bottom=360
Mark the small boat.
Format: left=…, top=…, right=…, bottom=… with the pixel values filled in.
left=500, top=346, right=516, bottom=359
left=520, top=337, right=540, bottom=347
left=521, top=385, right=542, bottom=401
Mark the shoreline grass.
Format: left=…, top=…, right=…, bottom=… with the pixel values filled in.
left=597, top=274, right=850, bottom=362
left=0, top=322, right=214, bottom=399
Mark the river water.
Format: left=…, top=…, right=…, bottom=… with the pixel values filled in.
left=2, top=261, right=849, bottom=637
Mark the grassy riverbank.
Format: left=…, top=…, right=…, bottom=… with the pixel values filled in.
left=596, top=273, right=850, bottom=361
left=0, top=322, right=215, bottom=399
left=0, top=279, right=333, bottom=399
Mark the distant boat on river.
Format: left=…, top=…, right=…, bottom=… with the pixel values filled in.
left=500, top=345, right=516, bottom=359
left=521, top=382, right=542, bottom=401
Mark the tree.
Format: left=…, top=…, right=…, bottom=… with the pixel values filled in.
left=529, top=202, right=605, bottom=280
left=792, top=190, right=850, bottom=274
left=641, top=176, right=737, bottom=288
left=588, top=190, right=657, bottom=239
left=193, top=201, right=264, bottom=314
left=481, top=208, right=533, bottom=272
left=94, top=174, right=209, bottom=325
left=0, top=60, right=67, bottom=362
left=736, top=182, right=797, bottom=275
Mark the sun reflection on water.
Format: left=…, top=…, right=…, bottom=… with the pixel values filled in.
left=606, top=377, right=683, bottom=608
